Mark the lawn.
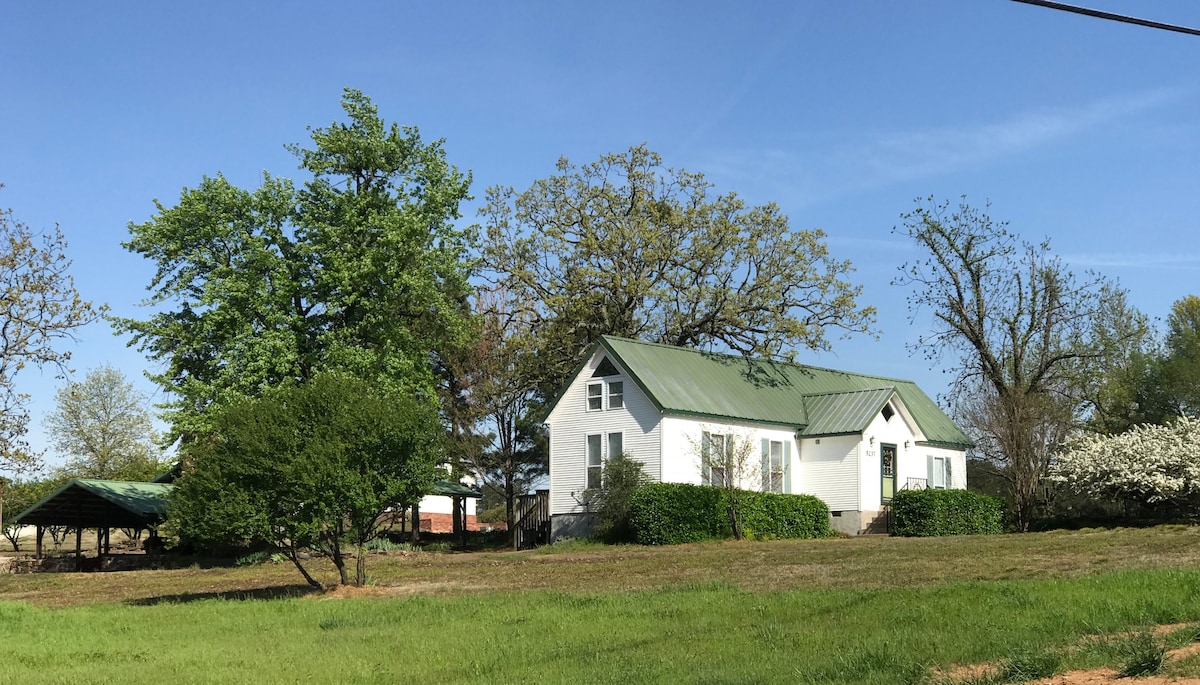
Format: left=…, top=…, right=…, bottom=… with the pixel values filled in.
left=1, top=526, right=1200, bottom=684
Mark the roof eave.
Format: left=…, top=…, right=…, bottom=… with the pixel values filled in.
left=915, top=439, right=973, bottom=450
left=663, top=407, right=803, bottom=430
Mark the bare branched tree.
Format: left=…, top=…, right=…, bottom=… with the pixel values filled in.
left=689, top=426, right=761, bottom=540
left=894, top=197, right=1141, bottom=530
left=0, top=186, right=104, bottom=476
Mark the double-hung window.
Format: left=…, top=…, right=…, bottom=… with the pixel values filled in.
left=586, top=382, right=603, bottom=411
left=586, top=432, right=625, bottom=490
left=608, top=432, right=623, bottom=460
left=587, top=434, right=603, bottom=489
left=763, top=440, right=784, bottom=493
left=929, top=455, right=953, bottom=489
left=704, top=432, right=728, bottom=488
left=607, top=381, right=624, bottom=409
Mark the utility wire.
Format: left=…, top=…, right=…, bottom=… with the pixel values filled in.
left=1011, top=0, right=1200, bottom=37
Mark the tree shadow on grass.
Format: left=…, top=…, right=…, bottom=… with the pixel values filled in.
left=125, top=584, right=319, bottom=605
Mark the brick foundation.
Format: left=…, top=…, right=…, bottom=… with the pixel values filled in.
left=418, top=513, right=500, bottom=533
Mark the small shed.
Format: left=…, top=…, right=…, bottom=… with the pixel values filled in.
left=12, top=479, right=173, bottom=568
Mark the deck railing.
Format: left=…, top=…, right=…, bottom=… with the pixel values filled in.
left=513, top=489, right=549, bottom=550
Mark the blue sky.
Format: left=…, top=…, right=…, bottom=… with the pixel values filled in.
left=2, top=1, right=1199, bottom=463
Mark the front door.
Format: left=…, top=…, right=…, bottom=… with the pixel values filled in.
left=881, top=443, right=896, bottom=502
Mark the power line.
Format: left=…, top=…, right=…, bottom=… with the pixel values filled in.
left=1011, top=0, right=1200, bottom=37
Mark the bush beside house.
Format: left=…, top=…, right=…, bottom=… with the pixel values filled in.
left=890, top=489, right=1004, bottom=537
left=628, top=483, right=831, bottom=545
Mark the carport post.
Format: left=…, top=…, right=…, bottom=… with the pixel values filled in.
left=35, top=525, right=43, bottom=559
left=75, top=498, right=83, bottom=571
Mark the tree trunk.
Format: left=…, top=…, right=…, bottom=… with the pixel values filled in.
left=726, top=502, right=742, bottom=540
left=355, top=542, right=367, bottom=587
left=329, top=534, right=349, bottom=586
left=505, top=469, right=516, bottom=547
left=287, top=541, right=324, bottom=591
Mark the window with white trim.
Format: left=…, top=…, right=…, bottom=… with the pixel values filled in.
left=608, top=381, right=624, bottom=409
left=584, top=432, right=626, bottom=490
left=763, top=440, right=784, bottom=493
left=586, top=382, right=603, bottom=411
left=704, top=432, right=729, bottom=488
left=929, top=455, right=953, bottom=489
left=608, top=432, right=623, bottom=460
left=587, top=434, right=603, bottom=489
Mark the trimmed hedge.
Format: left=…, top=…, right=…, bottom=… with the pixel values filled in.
left=629, top=483, right=728, bottom=545
left=628, top=482, right=831, bottom=545
left=739, top=491, right=830, bottom=541
left=890, top=488, right=1004, bottom=537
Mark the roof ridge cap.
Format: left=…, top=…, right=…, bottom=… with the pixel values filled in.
left=602, top=335, right=919, bottom=383
left=802, top=386, right=898, bottom=398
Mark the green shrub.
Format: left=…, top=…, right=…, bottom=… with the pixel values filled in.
left=890, top=488, right=1004, bottom=537
left=629, top=483, right=728, bottom=545
left=629, top=483, right=830, bottom=545
left=592, top=453, right=650, bottom=543
left=739, top=491, right=831, bottom=540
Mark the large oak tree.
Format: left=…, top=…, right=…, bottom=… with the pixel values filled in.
left=482, top=145, right=875, bottom=397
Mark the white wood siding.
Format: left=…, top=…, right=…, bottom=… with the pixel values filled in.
left=859, top=400, right=920, bottom=511
left=915, top=444, right=968, bottom=490
left=659, top=416, right=797, bottom=490
left=545, top=350, right=663, bottom=515
left=796, top=434, right=860, bottom=511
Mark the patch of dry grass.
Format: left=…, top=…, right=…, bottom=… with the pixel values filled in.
left=1, top=524, right=1198, bottom=607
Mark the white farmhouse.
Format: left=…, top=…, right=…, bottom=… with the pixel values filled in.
left=542, top=336, right=972, bottom=539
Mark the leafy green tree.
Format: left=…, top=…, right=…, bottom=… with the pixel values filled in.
left=1160, top=295, right=1200, bottom=417
left=1, top=477, right=60, bottom=551
left=482, top=145, right=875, bottom=398
left=116, top=89, right=475, bottom=439
left=44, top=365, right=169, bottom=481
left=167, top=373, right=441, bottom=589
left=1086, top=295, right=1200, bottom=435
left=894, top=197, right=1142, bottom=531
left=0, top=187, right=103, bottom=474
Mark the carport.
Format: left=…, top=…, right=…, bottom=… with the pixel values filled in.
left=12, top=479, right=173, bottom=570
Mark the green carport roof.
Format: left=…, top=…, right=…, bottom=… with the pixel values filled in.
left=13, top=479, right=174, bottom=529
left=431, top=480, right=482, bottom=498
left=553, top=336, right=972, bottom=449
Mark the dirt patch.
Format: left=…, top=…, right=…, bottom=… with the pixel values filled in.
left=1029, top=668, right=1200, bottom=684
left=940, top=627, right=1200, bottom=684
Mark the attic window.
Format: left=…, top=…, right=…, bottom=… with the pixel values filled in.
left=592, top=357, right=620, bottom=377
left=881, top=404, right=895, bottom=422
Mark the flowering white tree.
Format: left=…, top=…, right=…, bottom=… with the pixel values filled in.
left=1053, top=416, right=1200, bottom=507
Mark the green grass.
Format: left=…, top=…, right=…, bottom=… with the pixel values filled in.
left=1, top=568, right=1200, bottom=683
left=2, top=526, right=1200, bottom=683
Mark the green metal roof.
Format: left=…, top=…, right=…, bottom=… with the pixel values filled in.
left=13, top=479, right=174, bottom=528
left=588, top=336, right=972, bottom=448
left=431, top=479, right=482, bottom=498
left=800, top=387, right=897, bottom=437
